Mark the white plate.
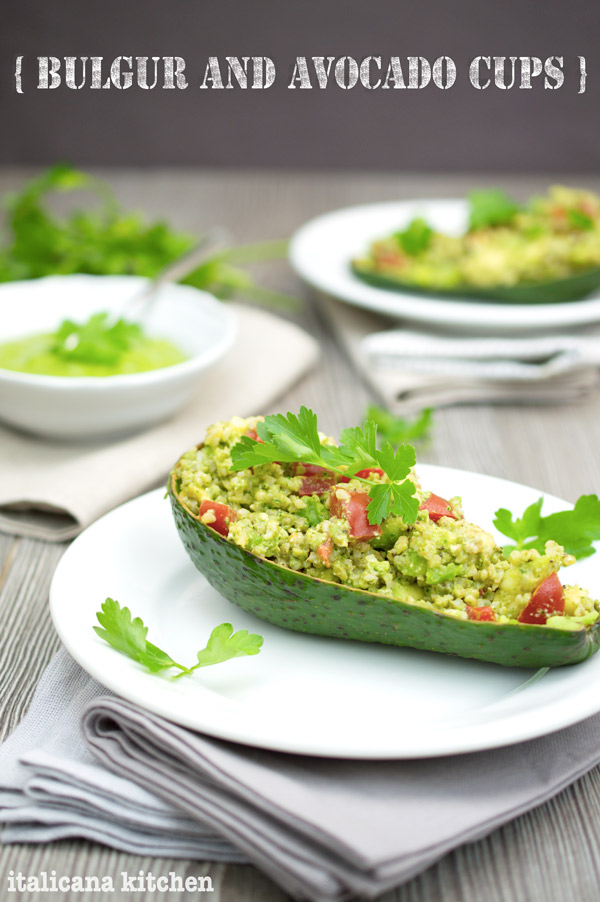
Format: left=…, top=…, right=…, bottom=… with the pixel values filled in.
left=289, top=200, right=600, bottom=333
left=50, top=465, right=600, bottom=759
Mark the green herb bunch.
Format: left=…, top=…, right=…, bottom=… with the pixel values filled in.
left=0, top=164, right=295, bottom=309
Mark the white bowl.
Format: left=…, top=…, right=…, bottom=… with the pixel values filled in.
left=0, top=274, right=236, bottom=440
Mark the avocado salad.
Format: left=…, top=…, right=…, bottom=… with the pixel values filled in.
left=352, top=186, right=600, bottom=298
left=170, top=415, right=599, bottom=667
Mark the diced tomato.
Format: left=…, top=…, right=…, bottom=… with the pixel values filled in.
left=299, top=477, right=336, bottom=496
left=466, top=605, right=496, bottom=622
left=374, top=248, right=405, bottom=268
left=329, top=488, right=382, bottom=539
left=245, top=429, right=264, bottom=444
left=317, top=538, right=333, bottom=566
left=339, top=467, right=385, bottom=483
left=419, top=493, right=458, bottom=522
left=198, top=500, right=236, bottom=537
left=294, top=462, right=337, bottom=495
left=517, top=572, right=565, bottom=625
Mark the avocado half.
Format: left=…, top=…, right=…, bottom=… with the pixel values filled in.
left=169, top=473, right=600, bottom=669
left=351, top=261, right=600, bottom=305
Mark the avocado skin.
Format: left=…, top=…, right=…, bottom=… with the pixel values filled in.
left=170, top=478, right=600, bottom=669
left=352, top=262, right=600, bottom=305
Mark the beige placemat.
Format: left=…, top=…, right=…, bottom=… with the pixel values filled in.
left=0, top=304, right=319, bottom=542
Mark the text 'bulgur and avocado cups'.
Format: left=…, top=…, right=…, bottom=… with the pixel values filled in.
left=169, top=412, right=600, bottom=668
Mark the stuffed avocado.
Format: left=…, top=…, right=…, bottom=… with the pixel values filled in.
left=352, top=186, right=600, bottom=303
left=169, top=414, right=600, bottom=668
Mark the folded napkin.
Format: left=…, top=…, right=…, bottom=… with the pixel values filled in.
left=4, top=649, right=600, bottom=901
left=320, top=297, right=600, bottom=413
left=0, top=304, right=318, bottom=542
left=0, top=649, right=245, bottom=862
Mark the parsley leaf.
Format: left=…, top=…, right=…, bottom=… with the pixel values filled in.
left=231, top=407, right=418, bottom=526
left=194, top=623, right=263, bottom=670
left=493, top=498, right=543, bottom=548
left=94, top=598, right=179, bottom=673
left=337, top=420, right=379, bottom=470
left=493, top=494, right=600, bottom=560
left=364, top=405, right=434, bottom=446
left=94, top=598, right=263, bottom=676
left=468, top=189, right=520, bottom=231
left=375, top=441, right=416, bottom=482
left=394, top=218, right=433, bottom=256
left=52, top=313, right=143, bottom=365
left=567, top=209, right=594, bottom=231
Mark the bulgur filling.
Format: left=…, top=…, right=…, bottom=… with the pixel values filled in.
left=173, top=416, right=599, bottom=627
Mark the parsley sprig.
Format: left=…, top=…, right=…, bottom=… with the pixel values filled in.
left=567, top=208, right=594, bottom=231
left=230, top=407, right=419, bottom=526
left=394, top=218, right=433, bottom=256
left=468, top=189, right=520, bottom=231
left=0, top=164, right=297, bottom=310
left=94, top=598, right=263, bottom=677
left=53, top=312, right=142, bottom=365
left=493, top=494, right=600, bottom=560
left=364, top=405, right=434, bottom=446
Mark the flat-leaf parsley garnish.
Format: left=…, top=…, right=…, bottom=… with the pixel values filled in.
left=230, top=406, right=419, bottom=526
left=468, top=189, right=520, bottom=231
left=394, top=217, right=433, bottom=256
left=94, top=598, right=263, bottom=677
left=53, top=313, right=143, bottom=365
left=493, top=494, right=600, bottom=560
left=363, top=404, right=434, bottom=446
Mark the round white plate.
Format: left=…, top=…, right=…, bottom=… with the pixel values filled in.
left=50, top=465, right=600, bottom=759
left=289, top=200, right=600, bottom=333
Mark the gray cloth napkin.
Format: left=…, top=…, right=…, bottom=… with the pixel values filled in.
left=320, top=297, right=600, bottom=413
left=4, top=649, right=600, bottom=901
left=0, top=304, right=319, bottom=542
left=0, top=649, right=245, bottom=862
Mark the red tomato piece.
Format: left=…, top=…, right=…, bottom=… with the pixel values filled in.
left=466, top=605, right=496, bottom=622
left=198, top=500, right=236, bottom=537
left=329, top=489, right=382, bottom=539
left=339, top=467, right=385, bottom=484
left=317, top=538, right=333, bottom=566
left=517, top=572, right=565, bottom=625
left=374, top=248, right=405, bottom=267
left=419, top=493, right=458, bottom=523
left=299, top=477, right=336, bottom=496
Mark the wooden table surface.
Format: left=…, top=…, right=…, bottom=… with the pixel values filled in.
left=1, top=168, right=600, bottom=901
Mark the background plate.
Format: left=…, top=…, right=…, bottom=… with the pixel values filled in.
left=50, top=465, right=600, bottom=758
left=289, top=200, right=600, bottom=333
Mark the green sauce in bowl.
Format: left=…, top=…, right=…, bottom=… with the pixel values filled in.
left=0, top=312, right=187, bottom=378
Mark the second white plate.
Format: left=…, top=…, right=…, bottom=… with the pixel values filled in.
left=289, top=200, right=600, bottom=333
